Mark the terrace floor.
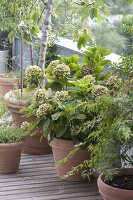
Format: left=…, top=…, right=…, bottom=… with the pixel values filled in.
left=0, top=154, right=102, bottom=200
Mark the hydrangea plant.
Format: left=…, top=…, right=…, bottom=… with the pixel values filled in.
left=24, top=45, right=117, bottom=144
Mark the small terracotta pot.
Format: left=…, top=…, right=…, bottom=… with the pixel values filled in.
left=97, top=168, right=133, bottom=200
left=0, top=142, right=23, bottom=174
left=50, top=138, right=90, bottom=181
left=0, top=77, right=20, bottom=96
left=5, top=90, right=52, bottom=155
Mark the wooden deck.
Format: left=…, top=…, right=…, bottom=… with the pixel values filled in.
left=0, top=154, right=102, bottom=200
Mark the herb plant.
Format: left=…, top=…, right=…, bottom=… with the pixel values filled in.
left=0, top=123, right=28, bottom=143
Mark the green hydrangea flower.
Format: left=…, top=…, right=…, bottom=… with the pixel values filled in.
left=83, top=75, right=95, bottom=85
left=33, top=89, right=48, bottom=104
left=25, top=65, right=42, bottom=81
left=36, top=103, right=52, bottom=118
left=53, top=64, right=70, bottom=77
left=107, top=75, right=122, bottom=89
left=92, top=85, right=109, bottom=97
left=81, top=64, right=93, bottom=76
left=55, top=91, right=70, bottom=102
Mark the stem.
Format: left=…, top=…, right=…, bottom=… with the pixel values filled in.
left=20, top=32, right=24, bottom=97
left=30, top=33, right=34, bottom=65
left=38, top=0, right=53, bottom=71
left=12, top=37, right=15, bottom=70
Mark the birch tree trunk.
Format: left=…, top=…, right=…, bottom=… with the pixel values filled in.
left=38, top=0, right=53, bottom=71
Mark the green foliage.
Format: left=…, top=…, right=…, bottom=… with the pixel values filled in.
left=0, top=0, right=43, bottom=43
left=53, top=0, right=109, bottom=49
left=113, top=56, right=133, bottom=80
left=0, top=123, right=28, bottom=143
left=0, top=94, right=6, bottom=117
left=0, top=71, right=20, bottom=78
left=83, top=45, right=111, bottom=79
left=93, top=24, right=127, bottom=55
left=87, top=91, right=133, bottom=181
left=120, top=15, right=133, bottom=56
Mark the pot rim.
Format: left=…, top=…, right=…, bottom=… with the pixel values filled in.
left=0, top=141, right=23, bottom=146
left=4, top=89, right=32, bottom=106
left=98, top=168, right=133, bottom=193
left=50, top=138, right=85, bottom=151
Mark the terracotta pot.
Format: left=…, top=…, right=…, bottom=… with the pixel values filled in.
left=0, top=142, right=23, bottom=174
left=5, top=90, right=52, bottom=155
left=0, top=77, right=20, bottom=96
left=97, top=168, right=133, bottom=200
left=23, top=129, right=52, bottom=155
left=50, top=138, right=90, bottom=181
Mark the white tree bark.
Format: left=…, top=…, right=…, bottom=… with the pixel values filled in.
left=38, top=0, right=53, bottom=71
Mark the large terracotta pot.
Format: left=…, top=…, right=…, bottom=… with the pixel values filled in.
left=5, top=90, right=52, bottom=155
left=0, top=142, right=23, bottom=174
left=97, top=168, right=133, bottom=200
left=50, top=138, right=90, bottom=181
left=0, top=77, right=20, bottom=96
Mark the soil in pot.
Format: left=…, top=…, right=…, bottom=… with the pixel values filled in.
left=5, top=90, right=52, bottom=155
left=0, top=142, right=23, bottom=174
left=50, top=138, right=90, bottom=181
left=106, top=175, right=133, bottom=190
left=97, top=168, right=133, bottom=200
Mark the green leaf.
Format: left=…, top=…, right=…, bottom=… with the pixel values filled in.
left=43, top=118, right=51, bottom=131
left=32, top=11, right=40, bottom=22
left=56, top=125, right=68, bottom=138
left=43, top=118, right=52, bottom=137
left=73, top=113, right=86, bottom=120
left=51, top=82, right=62, bottom=91
left=25, top=84, right=37, bottom=92
left=52, top=112, right=61, bottom=121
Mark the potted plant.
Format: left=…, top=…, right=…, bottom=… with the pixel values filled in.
left=0, top=122, right=28, bottom=174
left=25, top=46, right=113, bottom=181
left=73, top=56, right=133, bottom=199
left=96, top=57, right=133, bottom=200
left=96, top=89, right=133, bottom=200
left=5, top=65, right=52, bottom=154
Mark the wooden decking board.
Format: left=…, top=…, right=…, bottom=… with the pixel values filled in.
left=0, top=154, right=102, bottom=200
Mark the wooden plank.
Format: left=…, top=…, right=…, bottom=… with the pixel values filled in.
left=0, top=153, right=102, bottom=200
left=0, top=190, right=100, bottom=200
